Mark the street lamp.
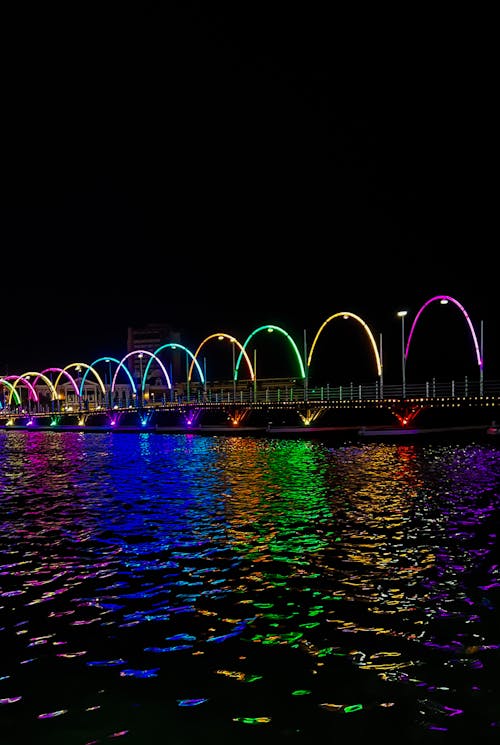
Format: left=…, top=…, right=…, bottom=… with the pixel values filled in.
left=303, top=328, right=308, bottom=401
left=138, top=353, right=144, bottom=408
left=74, top=367, right=81, bottom=411
left=25, top=374, right=31, bottom=414
left=185, top=349, right=190, bottom=402
left=231, top=338, right=236, bottom=401
left=105, top=359, right=112, bottom=408
left=397, top=310, right=408, bottom=399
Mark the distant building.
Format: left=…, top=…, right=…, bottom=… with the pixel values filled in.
left=127, top=322, right=182, bottom=403
left=3, top=324, right=189, bottom=413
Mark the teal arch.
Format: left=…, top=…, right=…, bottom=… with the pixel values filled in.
left=80, top=357, right=136, bottom=396
left=144, top=343, right=205, bottom=384
left=234, top=325, right=306, bottom=381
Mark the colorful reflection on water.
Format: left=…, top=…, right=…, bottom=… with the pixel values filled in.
left=1, top=431, right=500, bottom=744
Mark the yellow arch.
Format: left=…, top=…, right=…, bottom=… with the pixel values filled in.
left=307, top=312, right=382, bottom=377
left=14, top=372, right=58, bottom=400
left=55, top=363, right=106, bottom=395
left=188, top=333, right=255, bottom=382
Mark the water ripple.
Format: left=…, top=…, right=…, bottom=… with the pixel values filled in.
left=1, top=431, right=500, bottom=742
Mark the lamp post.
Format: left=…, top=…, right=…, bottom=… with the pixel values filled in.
left=105, top=359, right=112, bottom=409
left=25, top=375, right=31, bottom=415
left=253, top=347, right=257, bottom=403
left=303, top=328, right=308, bottom=402
left=480, top=319, right=484, bottom=396
left=379, top=332, right=383, bottom=399
left=74, top=366, right=81, bottom=411
left=138, top=353, right=144, bottom=408
left=231, top=338, right=236, bottom=401
left=397, top=310, right=408, bottom=399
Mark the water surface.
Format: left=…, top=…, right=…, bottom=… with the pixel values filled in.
left=1, top=430, right=500, bottom=744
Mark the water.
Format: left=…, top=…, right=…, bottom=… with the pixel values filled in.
left=1, top=430, right=500, bottom=744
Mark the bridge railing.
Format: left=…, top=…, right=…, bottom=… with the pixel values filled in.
left=190, top=378, right=500, bottom=405
left=2, top=379, right=500, bottom=416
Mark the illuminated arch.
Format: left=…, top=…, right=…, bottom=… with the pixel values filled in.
left=145, top=343, right=205, bottom=384
left=80, top=358, right=135, bottom=396
left=113, top=350, right=172, bottom=391
left=0, top=378, right=21, bottom=406
left=3, top=374, right=39, bottom=402
left=55, top=362, right=106, bottom=397
left=235, top=325, right=306, bottom=380
left=15, top=372, right=58, bottom=400
left=188, top=333, right=255, bottom=383
left=405, top=294, right=482, bottom=369
left=307, top=312, right=382, bottom=376
left=32, top=367, right=80, bottom=397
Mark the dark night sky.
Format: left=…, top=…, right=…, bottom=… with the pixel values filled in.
left=1, top=5, right=498, bottom=384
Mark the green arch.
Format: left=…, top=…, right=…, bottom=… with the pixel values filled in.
left=0, top=378, right=21, bottom=406
left=144, top=343, right=205, bottom=384
left=234, top=325, right=306, bottom=381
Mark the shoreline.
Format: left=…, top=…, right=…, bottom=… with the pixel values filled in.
left=0, top=422, right=495, bottom=440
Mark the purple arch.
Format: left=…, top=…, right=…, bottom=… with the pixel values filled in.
left=36, top=367, right=80, bottom=396
left=405, top=294, right=482, bottom=370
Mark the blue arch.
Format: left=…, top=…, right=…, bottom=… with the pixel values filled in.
left=80, top=357, right=137, bottom=396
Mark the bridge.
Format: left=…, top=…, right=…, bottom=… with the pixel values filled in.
left=1, top=294, right=499, bottom=432
left=1, top=376, right=499, bottom=433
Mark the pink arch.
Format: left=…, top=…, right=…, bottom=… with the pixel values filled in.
left=405, top=294, right=482, bottom=370
left=3, top=374, right=39, bottom=402
left=34, top=367, right=80, bottom=396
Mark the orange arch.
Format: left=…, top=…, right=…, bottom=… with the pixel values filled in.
left=188, top=333, right=255, bottom=382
